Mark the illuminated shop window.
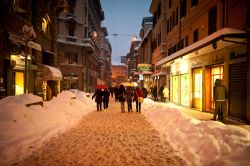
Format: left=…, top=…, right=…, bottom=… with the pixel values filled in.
left=15, top=72, right=24, bottom=95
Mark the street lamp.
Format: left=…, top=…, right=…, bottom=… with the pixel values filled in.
left=19, top=25, right=36, bottom=93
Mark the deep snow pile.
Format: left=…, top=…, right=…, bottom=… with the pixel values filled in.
left=142, top=99, right=250, bottom=166
left=0, top=90, right=95, bottom=164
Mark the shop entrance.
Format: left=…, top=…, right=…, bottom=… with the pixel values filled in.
left=180, top=74, right=189, bottom=106
left=15, top=71, right=24, bottom=95
left=192, top=68, right=202, bottom=110
left=172, top=75, right=179, bottom=104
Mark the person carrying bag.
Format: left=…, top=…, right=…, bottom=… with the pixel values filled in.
left=134, top=87, right=143, bottom=113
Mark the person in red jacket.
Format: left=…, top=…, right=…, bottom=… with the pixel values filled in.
left=134, top=87, right=143, bottom=113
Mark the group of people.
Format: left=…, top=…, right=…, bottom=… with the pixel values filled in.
left=92, top=85, right=147, bottom=113
left=92, top=88, right=110, bottom=111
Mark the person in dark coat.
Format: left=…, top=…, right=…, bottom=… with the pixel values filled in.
left=152, top=85, right=158, bottom=101
left=142, top=87, right=148, bottom=98
left=212, top=79, right=228, bottom=123
left=134, top=87, right=143, bottom=113
left=103, top=88, right=110, bottom=111
left=108, top=86, right=114, bottom=97
left=92, top=89, right=103, bottom=111
left=114, top=86, right=119, bottom=101
left=125, top=86, right=134, bottom=112
left=118, top=84, right=126, bottom=113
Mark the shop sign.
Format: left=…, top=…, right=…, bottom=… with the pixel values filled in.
left=137, top=64, right=152, bottom=71
left=11, top=55, right=25, bottom=69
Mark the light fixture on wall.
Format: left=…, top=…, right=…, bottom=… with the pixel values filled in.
left=212, top=42, right=217, bottom=50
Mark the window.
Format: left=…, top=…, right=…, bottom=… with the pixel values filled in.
left=157, top=3, right=161, bottom=19
left=180, top=0, right=187, bottom=18
left=167, top=20, right=169, bottom=33
left=176, top=7, right=179, bottom=25
left=193, top=29, right=199, bottom=43
left=157, top=33, right=161, bottom=46
left=63, top=52, right=78, bottom=64
left=169, top=0, right=172, bottom=8
left=185, top=36, right=188, bottom=47
left=191, top=0, right=199, bottom=7
left=172, top=12, right=175, bottom=27
left=68, top=23, right=75, bottom=36
left=208, top=6, right=217, bottom=35
left=42, top=14, right=51, bottom=33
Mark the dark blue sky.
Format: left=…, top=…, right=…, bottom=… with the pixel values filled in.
left=100, top=0, right=152, bottom=64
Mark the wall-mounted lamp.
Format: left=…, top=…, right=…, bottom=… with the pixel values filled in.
left=212, top=42, right=217, bottom=49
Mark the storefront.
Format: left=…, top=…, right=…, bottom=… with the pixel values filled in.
left=156, top=28, right=248, bottom=121
left=40, top=65, right=62, bottom=100
left=10, top=54, right=25, bottom=95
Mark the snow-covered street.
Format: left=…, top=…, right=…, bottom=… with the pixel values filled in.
left=1, top=90, right=250, bottom=166
left=15, top=98, right=185, bottom=165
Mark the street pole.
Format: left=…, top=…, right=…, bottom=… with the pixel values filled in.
left=24, top=41, right=28, bottom=93
left=19, top=25, right=36, bottom=94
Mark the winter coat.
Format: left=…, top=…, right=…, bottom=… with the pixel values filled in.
left=125, top=88, right=134, bottom=102
left=92, top=90, right=103, bottom=103
left=118, top=85, right=126, bottom=102
left=134, top=89, right=143, bottom=101
left=103, top=90, right=110, bottom=102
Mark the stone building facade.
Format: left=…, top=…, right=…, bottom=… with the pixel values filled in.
left=57, top=0, right=111, bottom=92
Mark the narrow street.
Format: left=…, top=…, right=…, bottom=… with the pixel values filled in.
left=15, top=98, right=186, bottom=166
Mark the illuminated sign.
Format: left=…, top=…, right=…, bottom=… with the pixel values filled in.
left=137, top=64, right=152, bottom=71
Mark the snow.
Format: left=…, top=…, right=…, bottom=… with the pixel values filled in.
left=0, top=90, right=96, bottom=164
left=142, top=99, right=250, bottom=166
left=0, top=91, right=250, bottom=165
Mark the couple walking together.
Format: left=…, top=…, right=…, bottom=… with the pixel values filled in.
left=118, top=85, right=143, bottom=113
left=92, top=88, right=110, bottom=111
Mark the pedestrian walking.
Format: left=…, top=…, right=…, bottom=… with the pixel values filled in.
left=125, top=86, right=134, bottom=112
left=162, top=86, right=169, bottom=102
left=152, top=85, right=158, bottom=101
left=108, top=86, right=114, bottom=97
left=103, top=88, right=110, bottom=111
left=118, top=84, right=126, bottom=113
left=92, top=88, right=103, bottom=111
left=212, top=79, right=228, bottom=123
left=114, top=86, right=119, bottom=101
left=142, top=87, right=148, bottom=98
left=134, top=87, right=143, bottom=113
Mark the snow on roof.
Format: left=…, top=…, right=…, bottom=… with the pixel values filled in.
left=156, top=28, right=246, bottom=67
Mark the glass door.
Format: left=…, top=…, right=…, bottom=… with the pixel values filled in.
left=172, top=75, right=179, bottom=104
left=15, top=71, right=24, bottom=95
left=193, top=68, right=202, bottom=110
left=181, top=74, right=189, bottom=106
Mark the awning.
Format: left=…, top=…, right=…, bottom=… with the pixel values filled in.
left=156, top=28, right=248, bottom=67
left=28, top=41, right=42, bottom=51
left=42, top=65, right=62, bottom=81
left=151, top=71, right=166, bottom=77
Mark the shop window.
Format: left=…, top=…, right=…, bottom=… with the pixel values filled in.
left=211, top=66, right=223, bottom=109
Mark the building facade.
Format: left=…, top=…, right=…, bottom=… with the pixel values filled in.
left=150, top=0, right=250, bottom=122
left=0, top=0, right=66, bottom=100
left=111, top=65, right=127, bottom=86
left=57, top=0, right=111, bottom=92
